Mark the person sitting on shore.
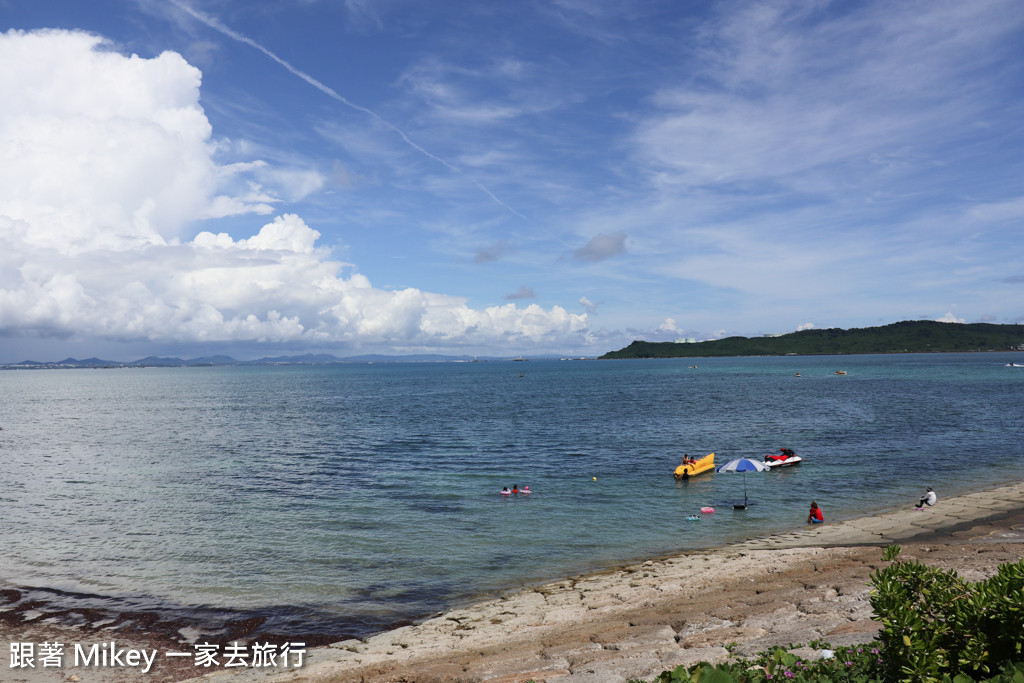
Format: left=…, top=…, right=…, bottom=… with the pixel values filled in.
left=807, top=501, right=824, bottom=524
left=917, top=486, right=937, bottom=508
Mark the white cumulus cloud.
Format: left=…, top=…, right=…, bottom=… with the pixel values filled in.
left=0, top=28, right=273, bottom=253
left=0, top=29, right=588, bottom=353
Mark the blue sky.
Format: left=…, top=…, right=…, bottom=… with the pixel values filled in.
left=1, top=0, right=1022, bottom=361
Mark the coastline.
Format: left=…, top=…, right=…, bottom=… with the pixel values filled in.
left=4, top=482, right=1023, bottom=683
left=210, top=482, right=1024, bottom=683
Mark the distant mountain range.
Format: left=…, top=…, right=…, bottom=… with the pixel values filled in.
left=600, top=320, right=1024, bottom=359
left=1, top=353, right=525, bottom=368
left=10, top=320, right=1020, bottom=368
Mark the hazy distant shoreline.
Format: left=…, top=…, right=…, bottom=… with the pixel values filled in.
left=7, top=320, right=1022, bottom=369
left=0, top=353, right=591, bottom=369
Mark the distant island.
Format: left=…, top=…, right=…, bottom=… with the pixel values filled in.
left=0, top=352, right=599, bottom=369
left=600, top=320, right=1024, bottom=359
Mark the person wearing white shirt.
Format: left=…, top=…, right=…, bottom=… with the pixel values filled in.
left=917, top=486, right=937, bottom=508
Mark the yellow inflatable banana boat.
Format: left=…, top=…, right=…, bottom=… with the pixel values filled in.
left=673, top=452, right=715, bottom=479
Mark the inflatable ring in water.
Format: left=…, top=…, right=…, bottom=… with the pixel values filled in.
left=700, top=506, right=715, bottom=514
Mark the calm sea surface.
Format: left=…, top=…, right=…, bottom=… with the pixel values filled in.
left=1, top=353, right=1022, bottom=642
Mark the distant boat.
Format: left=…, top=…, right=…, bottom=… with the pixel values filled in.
left=835, top=370, right=847, bottom=375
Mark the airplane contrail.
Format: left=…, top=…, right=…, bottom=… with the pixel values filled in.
left=168, top=0, right=528, bottom=220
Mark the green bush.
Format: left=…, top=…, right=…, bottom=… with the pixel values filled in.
left=650, top=647, right=1024, bottom=682
left=870, top=545, right=1024, bottom=681
left=651, top=644, right=885, bottom=682
left=643, top=546, right=1024, bottom=683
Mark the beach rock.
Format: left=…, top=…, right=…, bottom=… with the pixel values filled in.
left=787, top=646, right=825, bottom=661
left=673, top=615, right=732, bottom=636
left=732, top=629, right=824, bottom=657
left=563, top=651, right=664, bottom=682
left=598, top=624, right=676, bottom=651
left=471, top=651, right=570, bottom=681
left=541, top=605, right=587, bottom=625
left=823, top=619, right=882, bottom=645
left=328, top=638, right=364, bottom=653
left=677, top=626, right=766, bottom=648
left=484, top=671, right=572, bottom=683
left=660, top=645, right=731, bottom=669
left=740, top=604, right=801, bottom=629
left=541, top=642, right=603, bottom=660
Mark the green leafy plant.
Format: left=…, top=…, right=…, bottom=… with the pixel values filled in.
left=650, top=644, right=1024, bottom=682
left=643, top=548, right=1024, bottom=683
left=881, top=545, right=903, bottom=562
left=652, top=644, right=885, bottom=682
left=869, top=545, right=1024, bottom=682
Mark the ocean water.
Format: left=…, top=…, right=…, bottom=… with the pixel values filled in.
left=1, top=353, right=1022, bottom=643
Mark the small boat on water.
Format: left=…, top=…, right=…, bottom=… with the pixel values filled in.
left=835, top=370, right=847, bottom=375
left=763, top=448, right=802, bottom=468
left=674, top=452, right=715, bottom=479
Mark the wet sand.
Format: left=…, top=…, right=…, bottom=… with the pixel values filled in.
left=4, top=483, right=1023, bottom=683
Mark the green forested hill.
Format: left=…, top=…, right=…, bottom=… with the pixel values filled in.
left=599, top=320, right=1024, bottom=359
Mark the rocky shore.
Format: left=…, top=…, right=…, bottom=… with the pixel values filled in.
left=4, top=484, right=1023, bottom=683
left=203, top=483, right=1024, bottom=683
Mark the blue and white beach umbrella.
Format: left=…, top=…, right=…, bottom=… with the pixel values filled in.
left=716, top=458, right=770, bottom=507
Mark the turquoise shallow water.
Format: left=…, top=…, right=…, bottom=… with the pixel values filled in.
left=0, top=353, right=1022, bottom=642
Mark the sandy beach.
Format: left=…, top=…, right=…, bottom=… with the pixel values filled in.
left=4, top=483, right=1024, bottom=683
